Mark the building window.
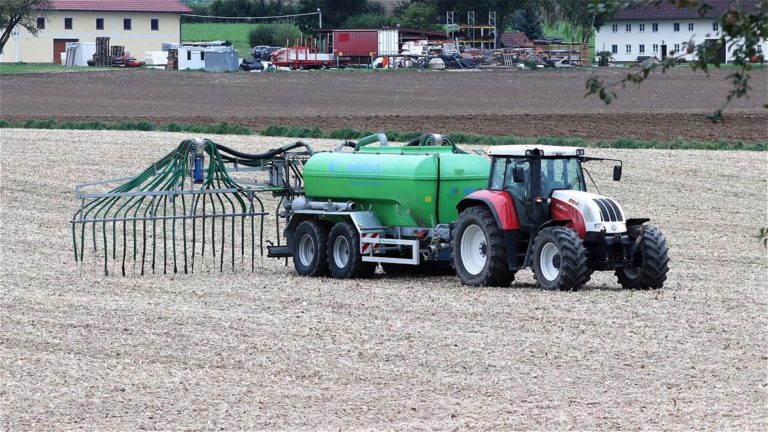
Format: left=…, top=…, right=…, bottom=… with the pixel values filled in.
left=688, top=23, right=694, bottom=31
left=652, top=23, right=658, bottom=32
left=96, top=18, right=104, bottom=30
left=612, top=24, right=618, bottom=32
left=64, top=17, right=73, bottom=30
left=639, top=24, right=645, bottom=32
left=625, top=24, right=631, bottom=32
left=674, top=43, right=680, bottom=52
left=626, top=44, right=631, bottom=53
left=187, top=50, right=191, bottom=61
left=757, top=45, right=762, bottom=52
left=200, top=51, right=205, bottom=61
left=639, top=44, right=645, bottom=53
left=713, top=22, right=719, bottom=32
left=151, top=18, right=159, bottom=31
left=674, top=22, right=680, bottom=31
left=123, top=18, right=132, bottom=30
left=653, top=44, right=659, bottom=53
left=36, top=17, right=45, bottom=29
left=611, top=44, right=618, bottom=54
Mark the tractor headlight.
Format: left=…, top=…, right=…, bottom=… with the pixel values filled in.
left=594, top=223, right=606, bottom=232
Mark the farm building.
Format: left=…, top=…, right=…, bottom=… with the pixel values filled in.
left=0, top=0, right=192, bottom=64
left=595, top=0, right=766, bottom=63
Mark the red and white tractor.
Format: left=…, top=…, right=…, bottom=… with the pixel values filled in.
left=453, top=145, right=669, bottom=290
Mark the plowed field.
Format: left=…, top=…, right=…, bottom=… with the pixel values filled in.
left=2, top=68, right=766, bottom=142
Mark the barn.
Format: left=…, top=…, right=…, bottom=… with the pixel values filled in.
left=0, top=0, right=191, bottom=64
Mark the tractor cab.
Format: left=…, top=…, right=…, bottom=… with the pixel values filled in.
left=487, top=145, right=593, bottom=228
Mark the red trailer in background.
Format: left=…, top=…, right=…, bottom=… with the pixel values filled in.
left=333, top=30, right=378, bottom=57
left=271, top=46, right=334, bottom=69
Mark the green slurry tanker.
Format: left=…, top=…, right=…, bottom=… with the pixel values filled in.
left=71, top=133, right=669, bottom=290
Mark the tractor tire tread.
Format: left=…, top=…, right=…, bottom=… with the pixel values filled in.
left=616, top=224, right=669, bottom=289
left=532, top=226, right=589, bottom=291
left=453, top=206, right=513, bottom=287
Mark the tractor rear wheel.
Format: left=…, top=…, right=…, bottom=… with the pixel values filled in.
left=292, top=220, right=330, bottom=277
left=531, top=226, right=589, bottom=291
left=327, top=221, right=376, bottom=279
left=453, top=207, right=513, bottom=287
left=616, top=224, right=669, bottom=289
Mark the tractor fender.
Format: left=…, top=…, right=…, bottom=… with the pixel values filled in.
left=457, top=190, right=520, bottom=230
left=550, top=197, right=587, bottom=239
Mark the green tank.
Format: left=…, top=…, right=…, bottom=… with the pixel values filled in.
left=302, top=146, right=490, bottom=227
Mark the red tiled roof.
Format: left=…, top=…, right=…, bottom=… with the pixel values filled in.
left=500, top=32, right=531, bottom=48
left=613, top=0, right=757, bottom=20
left=50, top=0, right=192, bottom=13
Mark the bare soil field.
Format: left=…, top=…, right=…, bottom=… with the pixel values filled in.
left=1, top=129, right=766, bottom=430
left=2, top=68, right=766, bottom=142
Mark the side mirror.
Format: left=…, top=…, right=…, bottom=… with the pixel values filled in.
left=613, top=164, right=622, bottom=181
left=512, top=165, right=525, bottom=183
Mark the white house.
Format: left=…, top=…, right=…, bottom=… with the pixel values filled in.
left=1, top=0, right=191, bottom=63
left=595, top=0, right=766, bottom=63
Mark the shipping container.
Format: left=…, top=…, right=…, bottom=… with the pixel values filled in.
left=333, top=30, right=378, bottom=57
left=377, top=30, right=399, bottom=56
left=204, top=48, right=239, bottom=72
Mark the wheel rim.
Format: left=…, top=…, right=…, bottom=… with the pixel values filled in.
left=333, top=236, right=350, bottom=268
left=460, top=225, right=487, bottom=276
left=297, top=234, right=315, bottom=267
left=539, top=242, right=561, bottom=281
left=623, top=252, right=643, bottom=279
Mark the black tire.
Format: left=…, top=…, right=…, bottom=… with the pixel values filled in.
left=327, top=222, right=376, bottom=279
left=531, top=226, right=589, bottom=291
left=381, top=261, right=455, bottom=276
left=292, top=220, right=330, bottom=277
left=452, top=207, right=513, bottom=287
left=616, top=224, right=669, bottom=289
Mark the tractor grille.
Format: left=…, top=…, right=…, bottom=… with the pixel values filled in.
left=594, top=198, right=623, bottom=222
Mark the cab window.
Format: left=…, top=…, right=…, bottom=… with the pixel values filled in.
left=490, top=158, right=507, bottom=190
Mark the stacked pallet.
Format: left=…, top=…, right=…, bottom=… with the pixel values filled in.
left=94, top=37, right=111, bottom=66
left=166, top=49, right=178, bottom=70
left=111, top=45, right=125, bottom=59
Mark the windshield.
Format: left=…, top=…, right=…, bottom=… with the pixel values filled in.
left=491, top=157, right=585, bottom=199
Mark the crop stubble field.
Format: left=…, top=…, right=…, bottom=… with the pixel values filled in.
left=1, top=128, right=766, bottom=430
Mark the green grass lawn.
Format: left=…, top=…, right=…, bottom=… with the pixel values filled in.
left=181, top=23, right=254, bottom=56
left=0, top=63, right=113, bottom=74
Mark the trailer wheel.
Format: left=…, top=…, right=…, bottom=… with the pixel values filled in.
left=327, top=222, right=376, bottom=279
left=453, top=207, right=513, bottom=287
left=292, top=220, right=330, bottom=277
left=531, top=226, right=589, bottom=291
left=616, top=224, right=669, bottom=289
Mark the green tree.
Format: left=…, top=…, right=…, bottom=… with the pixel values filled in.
left=344, top=13, right=398, bottom=28
left=585, top=0, right=767, bottom=122
left=427, top=0, right=531, bottom=46
left=542, top=0, right=603, bottom=45
left=0, top=0, right=51, bottom=52
left=513, top=7, right=543, bottom=40
left=398, top=2, right=439, bottom=29
left=248, top=24, right=275, bottom=45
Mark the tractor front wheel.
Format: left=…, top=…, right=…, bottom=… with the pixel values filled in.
left=327, top=222, right=376, bottom=279
left=616, top=224, right=669, bottom=289
left=531, top=226, right=589, bottom=291
left=453, top=207, right=513, bottom=287
left=292, top=220, right=330, bottom=277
